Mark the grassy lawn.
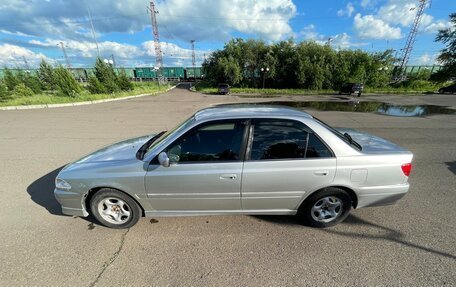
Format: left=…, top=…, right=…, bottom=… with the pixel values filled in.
left=0, top=82, right=172, bottom=107
left=194, top=82, right=441, bottom=96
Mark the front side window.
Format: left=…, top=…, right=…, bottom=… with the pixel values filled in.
left=166, top=120, right=245, bottom=163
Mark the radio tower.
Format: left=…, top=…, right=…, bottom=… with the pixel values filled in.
left=190, top=40, right=196, bottom=79
left=149, top=1, right=163, bottom=78
left=397, top=0, right=430, bottom=79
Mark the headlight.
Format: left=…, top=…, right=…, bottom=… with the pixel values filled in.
left=55, top=178, right=72, bottom=190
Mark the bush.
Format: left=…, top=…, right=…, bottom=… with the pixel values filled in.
left=116, top=70, right=133, bottom=91
left=38, top=60, right=55, bottom=90
left=3, top=68, right=20, bottom=91
left=87, top=76, right=106, bottom=94
left=93, top=58, right=119, bottom=93
left=12, top=83, right=34, bottom=97
left=53, top=66, right=82, bottom=97
left=23, top=74, right=42, bottom=94
left=0, top=81, right=12, bottom=101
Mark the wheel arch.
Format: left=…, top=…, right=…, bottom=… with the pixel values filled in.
left=84, top=186, right=145, bottom=217
left=298, top=185, right=358, bottom=211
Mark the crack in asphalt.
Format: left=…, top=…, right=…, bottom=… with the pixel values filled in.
left=88, top=229, right=130, bottom=287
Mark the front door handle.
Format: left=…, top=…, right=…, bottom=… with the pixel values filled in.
left=220, top=174, right=237, bottom=180
left=314, top=170, right=329, bottom=176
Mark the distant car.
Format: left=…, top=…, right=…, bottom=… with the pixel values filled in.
left=438, top=83, right=456, bottom=94
left=218, top=83, right=230, bottom=95
left=339, top=83, right=364, bottom=97
left=54, top=105, right=413, bottom=229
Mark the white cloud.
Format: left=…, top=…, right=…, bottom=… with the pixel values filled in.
left=0, top=44, right=53, bottom=68
left=298, top=24, right=325, bottom=41
left=360, top=0, right=373, bottom=8
left=412, top=53, right=438, bottom=65
left=353, top=0, right=446, bottom=39
left=423, top=20, right=452, bottom=34
left=354, top=13, right=402, bottom=39
left=298, top=25, right=367, bottom=49
left=0, top=0, right=296, bottom=42
left=331, top=33, right=369, bottom=49
left=337, top=3, right=355, bottom=17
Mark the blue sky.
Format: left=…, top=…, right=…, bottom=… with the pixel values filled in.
left=0, top=0, right=454, bottom=68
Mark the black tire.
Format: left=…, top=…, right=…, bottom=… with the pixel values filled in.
left=298, top=187, right=352, bottom=228
left=90, top=188, right=141, bottom=229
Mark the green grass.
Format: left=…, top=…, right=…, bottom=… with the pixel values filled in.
left=0, top=82, right=171, bottom=107
left=194, top=82, right=441, bottom=96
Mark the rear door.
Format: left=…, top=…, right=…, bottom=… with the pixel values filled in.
left=241, top=119, right=336, bottom=211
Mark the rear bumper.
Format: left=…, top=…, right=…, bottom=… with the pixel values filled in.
left=356, top=183, right=409, bottom=208
left=54, top=188, right=89, bottom=217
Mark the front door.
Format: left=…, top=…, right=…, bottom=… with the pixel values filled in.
left=241, top=119, right=336, bottom=211
left=145, top=119, right=247, bottom=212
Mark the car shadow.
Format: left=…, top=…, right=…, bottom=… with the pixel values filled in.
left=445, top=161, right=456, bottom=175
left=26, top=166, right=66, bottom=216
left=254, top=214, right=456, bottom=260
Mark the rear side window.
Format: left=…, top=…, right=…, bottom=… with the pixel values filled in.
left=249, top=119, right=332, bottom=160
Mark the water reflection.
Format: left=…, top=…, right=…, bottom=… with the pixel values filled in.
left=259, top=101, right=455, bottom=117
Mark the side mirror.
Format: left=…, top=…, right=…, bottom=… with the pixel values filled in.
left=158, top=152, right=170, bottom=167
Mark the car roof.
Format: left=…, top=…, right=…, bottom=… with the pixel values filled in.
left=194, top=104, right=313, bottom=122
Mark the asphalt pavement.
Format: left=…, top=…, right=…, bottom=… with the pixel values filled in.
left=0, top=83, right=455, bottom=286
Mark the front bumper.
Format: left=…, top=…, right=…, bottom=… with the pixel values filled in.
left=54, top=188, right=89, bottom=217
left=356, top=183, right=409, bottom=208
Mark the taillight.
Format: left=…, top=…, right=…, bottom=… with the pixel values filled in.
left=401, top=163, right=412, bottom=176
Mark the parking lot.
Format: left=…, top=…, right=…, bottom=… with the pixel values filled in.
left=0, top=84, right=455, bottom=286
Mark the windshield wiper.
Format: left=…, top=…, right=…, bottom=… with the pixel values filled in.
left=136, top=131, right=166, bottom=160
left=344, top=132, right=362, bottom=151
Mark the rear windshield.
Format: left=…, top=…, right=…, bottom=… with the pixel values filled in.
left=219, top=84, right=229, bottom=88
left=314, top=117, right=362, bottom=151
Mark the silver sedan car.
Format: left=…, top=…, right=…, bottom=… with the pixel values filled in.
left=54, top=105, right=413, bottom=229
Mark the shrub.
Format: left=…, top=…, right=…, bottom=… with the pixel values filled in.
left=87, top=76, right=106, bottom=94
left=0, top=81, right=12, bottom=101
left=93, top=58, right=119, bottom=93
left=38, top=60, right=55, bottom=90
left=22, top=74, right=42, bottom=94
left=3, top=68, right=20, bottom=91
left=12, top=83, right=34, bottom=97
left=53, top=66, right=82, bottom=97
left=116, top=70, right=133, bottom=91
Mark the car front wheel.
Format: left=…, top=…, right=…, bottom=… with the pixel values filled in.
left=298, top=188, right=352, bottom=228
left=90, top=188, right=141, bottom=229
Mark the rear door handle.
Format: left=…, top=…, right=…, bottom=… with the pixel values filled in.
left=220, top=174, right=237, bottom=180
left=314, top=171, right=329, bottom=176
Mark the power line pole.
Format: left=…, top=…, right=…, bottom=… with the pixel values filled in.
left=59, top=41, right=71, bottom=69
left=397, top=0, right=430, bottom=79
left=148, top=1, right=163, bottom=82
left=85, top=0, right=100, bottom=58
left=191, top=40, right=195, bottom=80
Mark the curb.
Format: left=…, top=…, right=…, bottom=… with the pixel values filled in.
left=0, top=85, right=177, bottom=111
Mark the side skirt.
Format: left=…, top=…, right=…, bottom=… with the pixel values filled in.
left=144, top=209, right=297, bottom=217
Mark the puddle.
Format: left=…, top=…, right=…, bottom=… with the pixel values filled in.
left=259, top=101, right=456, bottom=117
left=150, top=219, right=159, bottom=224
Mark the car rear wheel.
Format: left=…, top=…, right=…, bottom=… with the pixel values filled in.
left=298, top=187, right=352, bottom=228
left=90, top=188, right=141, bottom=229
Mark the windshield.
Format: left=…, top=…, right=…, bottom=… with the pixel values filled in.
left=314, top=117, right=362, bottom=151
left=143, top=115, right=195, bottom=157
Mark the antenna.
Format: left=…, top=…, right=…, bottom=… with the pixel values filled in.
left=397, top=0, right=430, bottom=79
left=59, top=41, right=71, bottom=69
left=22, top=56, right=30, bottom=70
left=191, top=40, right=196, bottom=79
left=84, top=0, right=100, bottom=58
left=148, top=1, right=163, bottom=79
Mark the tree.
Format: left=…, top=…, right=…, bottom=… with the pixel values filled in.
left=38, top=59, right=55, bottom=90
left=53, top=66, right=82, bottom=97
left=3, top=68, right=20, bottom=91
left=116, top=70, right=133, bottom=91
left=432, top=12, right=456, bottom=82
left=0, top=80, right=11, bottom=101
left=93, top=58, right=119, bottom=93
